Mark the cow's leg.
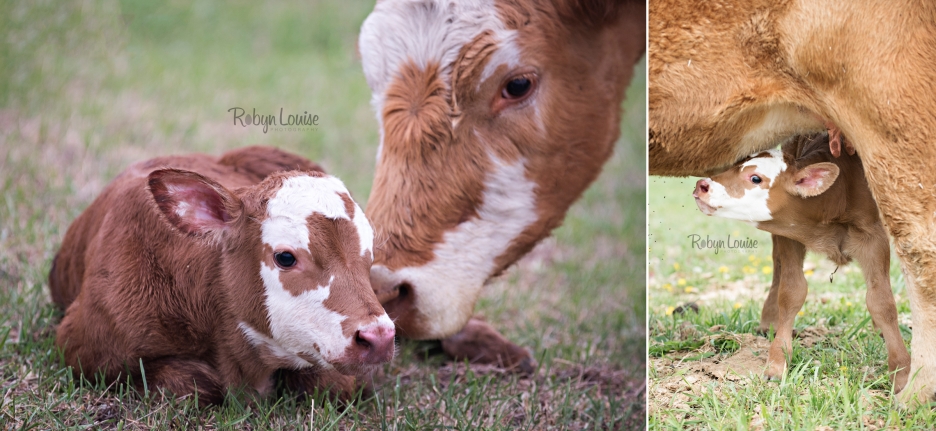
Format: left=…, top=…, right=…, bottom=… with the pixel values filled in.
left=856, top=139, right=936, bottom=404
left=765, top=236, right=807, bottom=380
left=852, top=225, right=911, bottom=393
left=276, top=368, right=358, bottom=402
left=758, top=236, right=783, bottom=334
left=441, top=318, right=535, bottom=374
left=142, top=358, right=225, bottom=406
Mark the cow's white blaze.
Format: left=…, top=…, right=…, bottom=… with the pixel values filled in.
left=360, top=0, right=519, bottom=160
left=706, top=150, right=787, bottom=222
left=372, top=155, right=538, bottom=338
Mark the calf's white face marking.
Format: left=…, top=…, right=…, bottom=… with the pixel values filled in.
left=704, top=150, right=787, bottom=222
left=244, top=174, right=380, bottom=367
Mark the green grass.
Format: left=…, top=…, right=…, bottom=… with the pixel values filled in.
left=647, top=176, right=936, bottom=430
left=0, top=1, right=646, bottom=429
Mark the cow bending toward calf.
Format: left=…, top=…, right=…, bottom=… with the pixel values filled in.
left=358, top=0, right=646, bottom=368
left=49, top=146, right=394, bottom=405
left=693, top=133, right=910, bottom=392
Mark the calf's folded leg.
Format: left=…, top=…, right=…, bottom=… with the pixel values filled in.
left=142, top=358, right=225, bottom=406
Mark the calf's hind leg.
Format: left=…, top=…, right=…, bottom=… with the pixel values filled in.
left=852, top=227, right=910, bottom=393
left=765, top=236, right=808, bottom=380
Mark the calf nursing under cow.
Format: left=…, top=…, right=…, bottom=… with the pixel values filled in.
left=49, top=146, right=394, bottom=404
left=693, top=133, right=910, bottom=392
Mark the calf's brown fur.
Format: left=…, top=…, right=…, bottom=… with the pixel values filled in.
left=49, top=146, right=393, bottom=404
left=696, top=134, right=910, bottom=391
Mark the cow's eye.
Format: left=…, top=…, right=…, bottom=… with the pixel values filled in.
left=751, top=175, right=762, bottom=184
left=503, top=77, right=532, bottom=99
left=274, top=251, right=296, bottom=268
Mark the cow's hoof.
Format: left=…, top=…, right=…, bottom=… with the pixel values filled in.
left=441, top=317, right=536, bottom=374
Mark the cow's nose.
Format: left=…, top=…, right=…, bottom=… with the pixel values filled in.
left=694, top=179, right=710, bottom=197
left=353, top=323, right=395, bottom=364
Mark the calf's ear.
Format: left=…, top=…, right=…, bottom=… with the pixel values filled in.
left=148, top=169, right=241, bottom=236
left=791, top=162, right=840, bottom=197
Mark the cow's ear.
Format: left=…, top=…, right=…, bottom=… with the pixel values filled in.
left=791, top=163, right=840, bottom=197
left=148, top=169, right=241, bottom=236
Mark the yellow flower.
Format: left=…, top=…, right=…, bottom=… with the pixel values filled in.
left=797, top=310, right=804, bottom=317
left=718, top=266, right=729, bottom=273
left=743, top=266, right=755, bottom=274
left=666, top=306, right=676, bottom=316
left=677, top=278, right=687, bottom=286
left=734, top=302, right=742, bottom=309
left=748, top=255, right=756, bottom=262
left=804, top=269, right=814, bottom=276
left=673, top=263, right=680, bottom=271
left=663, top=283, right=673, bottom=292
left=762, top=266, right=772, bottom=275
left=839, top=366, right=848, bottom=372
left=684, top=286, right=696, bottom=293
left=846, top=301, right=853, bottom=307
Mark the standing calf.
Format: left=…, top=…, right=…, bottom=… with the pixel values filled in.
left=692, top=133, right=910, bottom=391
left=49, top=146, right=395, bottom=404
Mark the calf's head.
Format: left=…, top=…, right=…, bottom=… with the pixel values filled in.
left=692, top=146, right=840, bottom=224
left=359, top=0, right=645, bottom=339
left=148, top=169, right=394, bottom=374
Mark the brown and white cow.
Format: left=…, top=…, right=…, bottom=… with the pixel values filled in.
left=357, top=0, right=646, bottom=364
left=649, top=0, right=936, bottom=404
left=693, top=133, right=911, bottom=391
left=49, top=146, right=394, bottom=405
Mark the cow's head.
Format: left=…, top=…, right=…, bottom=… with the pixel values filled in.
left=359, top=0, right=645, bottom=339
left=149, top=169, right=395, bottom=375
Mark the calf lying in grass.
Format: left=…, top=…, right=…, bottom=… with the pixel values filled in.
left=49, top=146, right=395, bottom=405
left=692, top=133, right=910, bottom=392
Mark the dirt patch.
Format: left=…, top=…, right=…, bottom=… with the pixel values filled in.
left=649, top=327, right=831, bottom=418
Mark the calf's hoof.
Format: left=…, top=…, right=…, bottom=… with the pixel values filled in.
left=764, top=361, right=786, bottom=381
left=441, top=317, right=535, bottom=374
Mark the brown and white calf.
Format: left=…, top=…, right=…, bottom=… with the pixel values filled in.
left=49, top=146, right=394, bottom=405
left=649, top=0, right=936, bottom=403
left=692, top=133, right=910, bottom=391
left=358, top=0, right=646, bottom=365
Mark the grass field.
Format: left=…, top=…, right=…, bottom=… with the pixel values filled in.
left=0, top=1, right=646, bottom=429
left=647, top=176, right=936, bottom=430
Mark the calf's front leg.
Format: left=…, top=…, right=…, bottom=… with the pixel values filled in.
left=765, top=236, right=807, bottom=380
left=758, top=235, right=783, bottom=334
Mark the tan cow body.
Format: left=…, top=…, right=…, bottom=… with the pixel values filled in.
left=650, top=0, right=936, bottom=403
left=693, top=133, right=911, bottom=391
left=358, top=0, right=645, bottom=367
left=49, top=146, right=394, bottom=404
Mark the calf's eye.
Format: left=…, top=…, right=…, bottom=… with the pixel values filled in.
left=274, top=252, right=296, bottom=268
left=751, top=175, right=762, bottom=184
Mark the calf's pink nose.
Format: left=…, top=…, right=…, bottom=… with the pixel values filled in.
left=354, top=324, right=396, bottom=364
left=693, top=179, right=710, bottom=197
